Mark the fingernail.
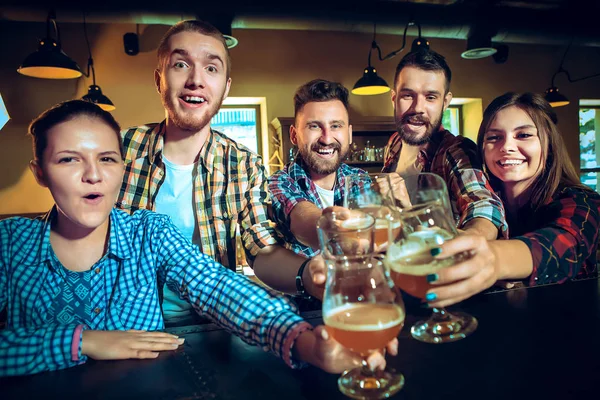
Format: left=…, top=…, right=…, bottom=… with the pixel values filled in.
left=426, top=273, right=438, bottom=283
left=430, top=247, right=442, bottom=256
left=425, top=292, right=437, bottom=301
left=177, top=338, right=185, bottom=344
left=321, top=329, right=329, bottom=340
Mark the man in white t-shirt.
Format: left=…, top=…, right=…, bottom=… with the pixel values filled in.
left=268, top=79, right=366, bottom=259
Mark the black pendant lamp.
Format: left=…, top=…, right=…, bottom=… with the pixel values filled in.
left=18, top=11, right=82, bottom=79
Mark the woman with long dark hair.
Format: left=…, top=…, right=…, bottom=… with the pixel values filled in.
left=421, top=92, right=600, bottom=308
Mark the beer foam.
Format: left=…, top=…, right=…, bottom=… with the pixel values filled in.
left=324, top=303, right=405, bottom=331
left=340, top=218, right=371, bottom=230
left=375, top=218, right=401, bottom=229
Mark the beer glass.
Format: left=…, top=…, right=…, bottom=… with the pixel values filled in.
left=344, top=173, right=401, bottom=249
left=318, top=211, right=406, bottom=399
left=385, top=199, right=478, bottom=344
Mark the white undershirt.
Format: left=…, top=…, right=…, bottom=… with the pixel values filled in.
left=155, top=156, right=195, bottom=320
left=315, top=184, right=335, bottom=208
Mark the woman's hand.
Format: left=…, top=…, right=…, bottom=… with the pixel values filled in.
left=82, top=330, right=184, bottom=360
left=425, top=235, right=499, bottom=308
left=293, top=326, right=398, bottom=374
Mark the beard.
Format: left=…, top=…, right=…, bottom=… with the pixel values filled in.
left=395, top=110, right=443, bottom=146
left=161, top=91, right=225, bottom=132
left=299, top=141, right=349, bottom=176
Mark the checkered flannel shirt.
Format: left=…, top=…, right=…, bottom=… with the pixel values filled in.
left=0, top=208, right=311, bottom=376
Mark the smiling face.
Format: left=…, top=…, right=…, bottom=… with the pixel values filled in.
left=155, top=31, right=231, bottom=132
left=30, top=116, right=125, bottom=233
left=482, top=106, right=544, bottom=194
left=291, top=100, right=352, bottom=178
left=392, top=67, right=451, bottom=146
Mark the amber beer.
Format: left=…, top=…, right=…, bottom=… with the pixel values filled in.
left=324, top=303, right=405, bottom=356
left=384, top=229, right=455, bottom=299
left=356, top=205, right=400, bottom=247
left=374, top=218, right=401, bottom=248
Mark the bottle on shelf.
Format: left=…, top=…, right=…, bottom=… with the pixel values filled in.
left=364, top=141, right=371, bottom=161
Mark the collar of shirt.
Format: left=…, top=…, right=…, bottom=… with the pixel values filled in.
left=146, top=120, right=226, bottom=173
left=20, top=207, right=134, bottom=268
left=287, top=155, right=361, bottom=205
left=383, top=125, right=447, bottom=172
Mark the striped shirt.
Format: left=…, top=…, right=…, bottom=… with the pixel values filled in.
left=383, top=129, right=508, bottom=237
left=117, top=122, right=283, bottom=268
left=0, top=208, right=311, bottom=377
left=511, top=186, right=600, bottom=285
left=268, top=156, right=366, bottom=257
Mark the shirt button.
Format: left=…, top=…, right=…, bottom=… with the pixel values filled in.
left=95, top=268, right=101, bottom=274
left=94, top=307, right=101, bottom=314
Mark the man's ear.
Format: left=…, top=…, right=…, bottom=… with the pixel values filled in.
left=29, top=160, right=48, bottom=188
left=290, top=124, right=298, bottom=146
left=348, top=124, right=353, bottom=145
left=154, top=69, right=162, bottom=94
left=390, top=90, right=396, bottom=109
left=223, top=77, right=232, bottom=101
left=443, top=91, right=453, bottom=112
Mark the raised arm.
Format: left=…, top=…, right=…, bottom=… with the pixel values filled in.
left=444, top=139, right=508, bottom=240
left=422, top=187, right=600, bottom=307
left=269, top=169, right=322, bottom=251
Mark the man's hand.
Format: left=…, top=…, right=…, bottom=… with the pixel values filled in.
left=82, top=330, right=185, bottom=360
left=293, top=326, right=399, bottom=374
left=303, top=255, right=326, bottom=300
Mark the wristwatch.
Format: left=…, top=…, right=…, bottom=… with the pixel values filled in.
left=295, top=258, right=312, bottom=296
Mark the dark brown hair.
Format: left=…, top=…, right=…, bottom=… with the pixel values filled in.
left=393, top=50, right=452, bottom=93
left=293, top=79, right=349, bottom=119
left=477, top=92, right=587, bottom=210
left=29, top=100, right=124, bottom=163
left=157, top=20, right=231, bottom=78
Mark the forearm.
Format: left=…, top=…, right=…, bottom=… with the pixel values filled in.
left=290, top=202, right=323, bottom=251
left=462, top=217, right=500, bottom=240
left=253, top=245, right=307, bottom=295
left=489, top=240, right=533, bottom=281
left=0, top=324, right=86, bottom=377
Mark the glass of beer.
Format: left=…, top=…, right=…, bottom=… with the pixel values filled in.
left=384, top=200, right=478, bottom=343
left=344, top=173, right=401, bottom=249
left=319, top=210, right=406, bottom=399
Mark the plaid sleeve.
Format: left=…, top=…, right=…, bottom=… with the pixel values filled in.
left=0, top=324, right=87, bottom=377
left=239, top=156, right=284, bottom=261
left=154, top=216, right=309, bottom=366
left=268, top=169, right=311, bottom=229
left=514, top=187, right=600, bottom=285
left=443, top=139, right=508, bottom=238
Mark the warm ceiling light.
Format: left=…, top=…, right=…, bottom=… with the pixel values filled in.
left=82, top=85, right=116, bottom=111
left=461, top=35, right=497, bottom=59
left=544, top=86, right=570, bottom=108
left=411, top=37, right=430, bottom=52
left=17, top=12, right=82, bottom=79
left=352, top=66, right=391, bottom=95
left=80, top=14, right=116, bottom=111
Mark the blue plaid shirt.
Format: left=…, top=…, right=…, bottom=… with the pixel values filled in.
left=268, top=156, right=366, bottom=257
left=0, top=208, right=311, bottom=377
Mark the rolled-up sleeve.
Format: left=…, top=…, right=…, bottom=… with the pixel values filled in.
left=444, top=140, right=509, bottom=238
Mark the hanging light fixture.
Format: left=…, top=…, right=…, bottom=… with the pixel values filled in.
left=461, top=28, right=497, bottom=60
left=17, top=11, right=83, bottom=79
left=80, top=13, right=115, bottom=111
left=352, top=20, right=430, bottom=96
left=544, top=40, right=600, bottom=108
left=352, top=37, right=390, bottom=95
